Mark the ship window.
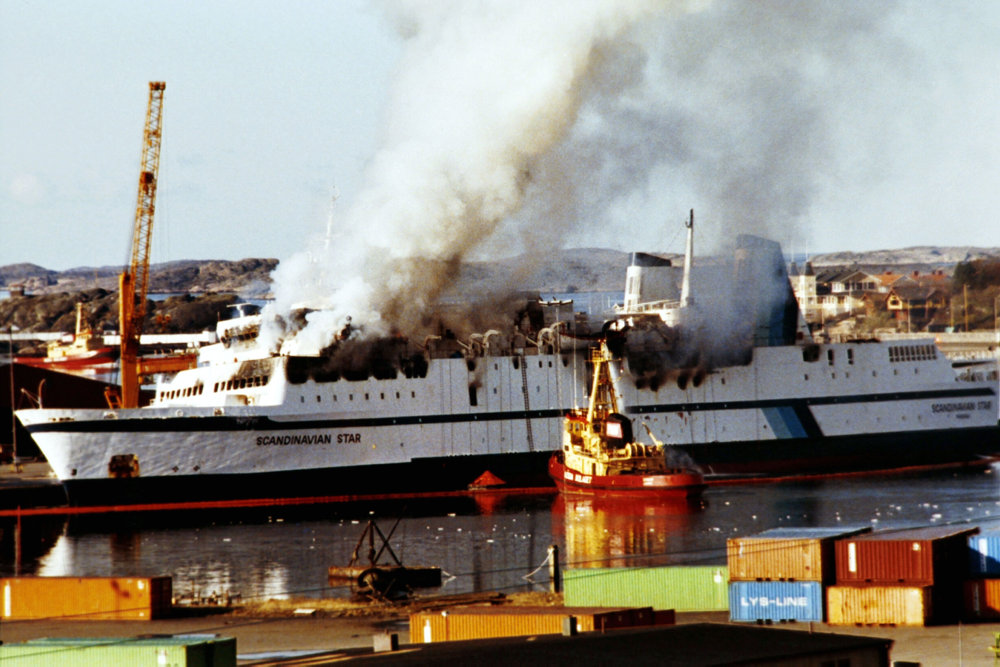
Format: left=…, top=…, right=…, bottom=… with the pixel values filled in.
left=831, top=372, right=836, bottom=379
left=316, top=395, right=321, bottom=402
left=804, top=374, right=809, bottom=381
left=300, top=396, right=304, bottom=403
left=333, top=395, right=337, bottom=402
left=872, top=371, right=877, bottom=377
left=349, top=394, right=354, bottom=401
left=827, top=349, right=834, bottom=365
left=396, top=392, right=400, bottom=399
left=365, top=393, right=369, bottom=400
left=411, top=391, right=416, bottom=398
left=380, top=393, right=385, bottom=400
left=847, top=349, right=854, bottom=365
left=721, top=377, right=726, bottom=385
left=469, top=385, right=478, bottom=406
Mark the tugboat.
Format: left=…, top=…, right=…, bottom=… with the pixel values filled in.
left=16, top=303, right=118, bottom=374
left=548, top=340, right=705, bottom=498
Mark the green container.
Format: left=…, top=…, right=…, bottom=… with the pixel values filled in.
left=0, top=634, right=236, bottom=666
left=564, top=566, right=729, bottom=612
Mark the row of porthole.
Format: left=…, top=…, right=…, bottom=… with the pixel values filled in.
left=160, top=384, right=205, bottom=401
left=299, top=390, right=419, bottom=403
left=888, top=344, right=936, bottom=363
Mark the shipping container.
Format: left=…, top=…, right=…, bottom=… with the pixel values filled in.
left=827, top=585, right=933, bottom=626
left=968, top=533, right=1000, bottom=577
left=563, top=566, right=728, bottom=611
left=0, top=634, right=235, bottom=666
left=728, top=580, right=824, bottom=623
left=409, top=606, right=656, bottom=643
left=0, top=576, right=172, bottom=621
left=964, top=578, right=1000, bottom=620
left=834, top=526, right=977, bottom=585
left=728, top=527, right=871, bottom=583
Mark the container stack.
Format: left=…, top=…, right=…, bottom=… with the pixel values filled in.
left=964, top=530, right=1000, bottom=620
left=828, top=526, right=977, bottom=626
left=726, top=527, right=871, bottom=624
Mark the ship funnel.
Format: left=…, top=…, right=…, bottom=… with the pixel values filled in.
left=733, top=235, right=808, bottom=347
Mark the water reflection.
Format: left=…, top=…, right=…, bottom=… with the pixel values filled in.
left=2, top=468, right=1000, bottom=600
left=552, top=495, right=704, bottom=569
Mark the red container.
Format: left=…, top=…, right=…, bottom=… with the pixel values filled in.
left=835, top=526, right=977, bottom=585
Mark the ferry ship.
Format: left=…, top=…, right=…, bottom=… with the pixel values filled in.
left=15, top=233, right=1000, bottom=506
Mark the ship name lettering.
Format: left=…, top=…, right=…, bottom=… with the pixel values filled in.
left=255, top=434, right=333, bottom=446
left=337, top=433, right=361, bottom=444
left=931, top=402, right=978, bottom=413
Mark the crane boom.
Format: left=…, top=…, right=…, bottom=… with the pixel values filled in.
left=114, top=81, right=165, bottom=409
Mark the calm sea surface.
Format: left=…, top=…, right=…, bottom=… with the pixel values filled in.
left=2, top=465, right=998, bottom=602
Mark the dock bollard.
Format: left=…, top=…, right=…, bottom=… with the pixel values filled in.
left=549, top=544, right=561, bottom=593
left=373, top=632, right=399, bottom=652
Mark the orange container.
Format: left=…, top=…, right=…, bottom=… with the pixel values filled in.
left=827, top=585, right=933, bottom=627
left=964, top=579, right=1000, bottom=620
left=409, top=606, right=655, bottom=643
left=0, top=576, right=172, bottom=621
left=728, top=528, right=871, bottom=583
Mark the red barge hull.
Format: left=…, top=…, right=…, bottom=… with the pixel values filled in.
left=548, top=454, right=705, bottom=499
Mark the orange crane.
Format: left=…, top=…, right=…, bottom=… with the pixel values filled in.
left=107, top=81, right=166, bottom=409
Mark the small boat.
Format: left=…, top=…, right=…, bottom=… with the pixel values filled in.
left=548, top=340, right=705, bottom=498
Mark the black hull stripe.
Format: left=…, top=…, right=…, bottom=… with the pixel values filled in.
left=25, top=386, right=995, bottom=435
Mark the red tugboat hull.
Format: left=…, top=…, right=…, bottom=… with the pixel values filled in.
left=548, top=454, right=705, bottom=499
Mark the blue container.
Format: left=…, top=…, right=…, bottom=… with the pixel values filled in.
left=969, top=533, right=1000, bottom=576
left=728, top=580, right=824, bottom=623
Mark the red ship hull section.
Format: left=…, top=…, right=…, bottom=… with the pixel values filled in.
left=548, top=454, right=704, bottom=499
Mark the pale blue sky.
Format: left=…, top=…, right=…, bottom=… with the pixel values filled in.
left=3, top=1, right=1000, bottom=272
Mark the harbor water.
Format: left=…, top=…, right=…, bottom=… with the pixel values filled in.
left=2, top=464, right=998, bottom=603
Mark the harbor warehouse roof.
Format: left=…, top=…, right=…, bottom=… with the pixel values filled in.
left=357, top=623, right=893, bottom=666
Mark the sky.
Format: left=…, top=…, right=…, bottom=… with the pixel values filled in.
left=2, top=0, right=1000, bottom=278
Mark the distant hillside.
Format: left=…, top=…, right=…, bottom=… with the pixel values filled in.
left=5, top=246, right=1000, bottom=298
left=0, top=258, right=278, bottom=295
left=810, top=246, right=1000, bottom=269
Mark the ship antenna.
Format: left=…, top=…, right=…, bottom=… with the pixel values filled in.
left=680, top=209, right=694, bottom=308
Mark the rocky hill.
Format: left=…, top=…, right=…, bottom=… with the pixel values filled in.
left=0, top=258, right=278, bottom=295
left=809, top=246, right=1000, bottom=270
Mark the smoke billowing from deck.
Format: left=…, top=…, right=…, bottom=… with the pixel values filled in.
left=264, top=1, right=900, bottom=352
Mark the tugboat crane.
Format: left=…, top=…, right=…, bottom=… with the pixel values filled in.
left=107, top=81, right=165, bottom=409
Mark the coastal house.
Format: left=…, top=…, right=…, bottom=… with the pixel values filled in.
left=789, top=263, right=879, bottom=324
left=885, top=285, right=949, bottom=331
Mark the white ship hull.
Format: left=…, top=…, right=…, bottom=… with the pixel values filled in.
left=16, top=336, right=999, bottom=506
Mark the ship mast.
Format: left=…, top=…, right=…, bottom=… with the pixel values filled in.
left=586, top=342, right=619, bottom=434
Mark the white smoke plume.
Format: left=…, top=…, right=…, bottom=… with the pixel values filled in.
left=263, top=1, right=906, bottom=353
left=263, top=0, right=663, bottom=352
